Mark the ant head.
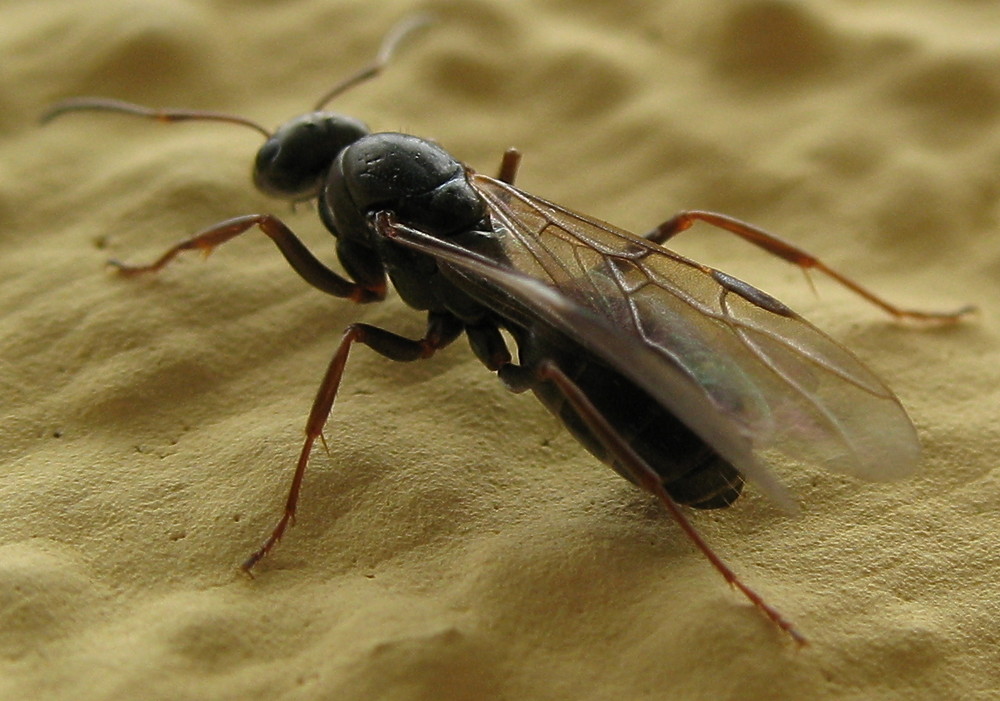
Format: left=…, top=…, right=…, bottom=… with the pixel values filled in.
left=42, top=15, right=432, bottom=200
left=252, top=14, right=431, bottom=200
left=253, top=112, right=369, bottom=199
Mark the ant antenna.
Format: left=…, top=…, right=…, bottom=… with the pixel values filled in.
left=312, top=13, right=435, bottom=111
left=40, top=97, right=272, bottom=137
left=40, top=13, right=435, bottom=138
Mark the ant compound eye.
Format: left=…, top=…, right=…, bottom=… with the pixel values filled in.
left=253, top=112, right=369, bottom=199
left=254, top=138, right=281, bottom=175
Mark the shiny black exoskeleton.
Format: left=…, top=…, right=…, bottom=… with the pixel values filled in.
left=47, top=18, right=971, bottom=647
left=42, top=85, right=748, bottom=583
left=250, top=110, right=744, bottom=511
left=256, top=113, right=492, bottom=313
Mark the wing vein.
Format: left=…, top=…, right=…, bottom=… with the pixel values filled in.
left=458, top=173, right=918, bottom=485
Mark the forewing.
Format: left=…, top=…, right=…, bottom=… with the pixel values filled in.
left=382, top=174, right=921, bottom=504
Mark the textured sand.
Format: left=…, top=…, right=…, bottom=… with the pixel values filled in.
left=3, top=1, right=999, bottom=699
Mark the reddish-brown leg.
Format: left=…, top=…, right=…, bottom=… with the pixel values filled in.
left=111, top=213, right=386, bottom=303
left=241, top=311, right=464, bottom=573
left=496, top=148, right=522, bottom=185
left=645, top=210, right=973, bottom=323
left=535, top=359, right=807, bottom=646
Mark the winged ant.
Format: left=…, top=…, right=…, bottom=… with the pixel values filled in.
left=43, top=15, right=971, bottom=645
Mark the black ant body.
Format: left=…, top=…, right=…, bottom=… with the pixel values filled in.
left=43, top=16, right=970, bottom=645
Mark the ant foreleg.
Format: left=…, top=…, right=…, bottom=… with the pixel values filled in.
left=534, top=359, right=808, bottom=647
left=111, top=213, right=386, bottom=303
left=241, top=310, right=464, bottom=573
left=643, top=210, right=973, bottom=323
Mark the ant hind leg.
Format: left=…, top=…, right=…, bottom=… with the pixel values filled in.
left=643, top=210, right=972, bottom=323
left=495, top=148, right=522, bottom=185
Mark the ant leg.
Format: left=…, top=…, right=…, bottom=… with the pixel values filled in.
left=111, top=213, right=386, bottom=303
left=241, top=311, right=464, bottom=573
left=496, top=148, right=522, bottom=185
left=534, top=359, right=807, bottom=646
left=466, top=323, right=513, bottom=372
left=643, top=210, right=973, bottom=323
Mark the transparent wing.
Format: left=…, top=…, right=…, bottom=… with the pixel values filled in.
left=382, top=174, right=920, bottom=506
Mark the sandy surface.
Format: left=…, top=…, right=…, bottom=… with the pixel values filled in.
left=3, top=0, right=999, bottom=699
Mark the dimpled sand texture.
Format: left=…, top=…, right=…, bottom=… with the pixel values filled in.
left=2, top=1, right=998, bottom=699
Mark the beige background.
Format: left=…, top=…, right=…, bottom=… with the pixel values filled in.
left=2, top=0, right=998, bottom=699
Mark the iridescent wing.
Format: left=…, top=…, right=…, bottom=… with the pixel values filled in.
left=380, top=173, right=920, bottom=508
